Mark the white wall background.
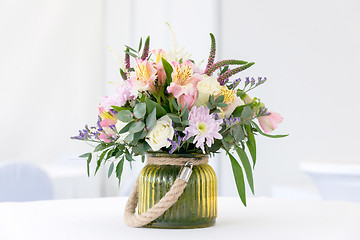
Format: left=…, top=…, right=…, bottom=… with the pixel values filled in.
left=1, top=0, right=359, bottom=198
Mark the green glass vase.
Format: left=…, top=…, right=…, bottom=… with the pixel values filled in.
left=138, top=152, right=217, bottom=229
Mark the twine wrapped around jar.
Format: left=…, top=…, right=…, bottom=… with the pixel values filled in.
left=124, top=154, right=209, bottom=228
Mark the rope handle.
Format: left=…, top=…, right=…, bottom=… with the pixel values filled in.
left=124, top=162, right=194, bottom=227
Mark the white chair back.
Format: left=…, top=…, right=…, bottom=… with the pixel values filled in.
left=0, top=162, right=53, bottom=202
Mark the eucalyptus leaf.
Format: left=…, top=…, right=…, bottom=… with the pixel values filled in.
left=232, top=124, right=245, bottom=142
left=119, top=121, right=133, bottom=134
left=133, top=103, right=146, bottom=119
left=235, top=147, right=255, bottom=194
left=224, top=133, right=233, bottom=143
left=132, top=131, right=143, bottom=143
left=129, top=121, right=145, bottom=134
left=116, top=110, right=133, bottom=122
left=146, top=108, right=157, bottom=130
left=240, top=106, right=253, bottom=125
left=139, top=129, right=147, bottom=139
left=124, top=133, right=134, bottom=142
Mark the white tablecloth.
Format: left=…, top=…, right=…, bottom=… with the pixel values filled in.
left=0, top=197, right=359, bottom=240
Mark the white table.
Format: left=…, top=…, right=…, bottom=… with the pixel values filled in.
left=1, top=197, right=359, bottom=240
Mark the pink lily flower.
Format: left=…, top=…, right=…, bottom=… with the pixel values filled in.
left=258, top=111, right=283, bottom=133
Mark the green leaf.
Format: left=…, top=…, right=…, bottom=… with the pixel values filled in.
left=119, top=121, right=133, bottom=134
left=252, top=121, right=289, bottom=138
left=79, top=153, right=91, bottom=158
left=125, top=153, right=135, bottom=162
left=181, top=108, right=189, bottom=120
left=124, top=133, right=134, bottom=142
left=171, top=98, right=179, bottom=111
left=116, top=110, right=133, bottom=122
left=86, top=153, right=92, bottom=177
left=146, top=108, right=157, bottom=130
left=206, top=102, right=214, bottom=110
left=133, top=102, right=146, bottom=119
left=115, top=158, right=125, bottom=185
left=124, top=45, right=137, bottom=53
left=246, top=125, right=257, bottom=167
left=95, top=150, right=109, bottom=175
left=232, top=124, right=245, bottom=142
left=215, top=102, right=228, bottom=108
left=108, top=162, right=114, bottom=178
left=133, top=142, right=151, bottom=155
left=182, top=119, right=189, bottom=125
left=167, top=113, right=181, bottom=123
left=232, top=106, right=244, bottom=117
left=111, top=106, right=130, bottom=112
left=240, top=106, right=253, bottom=125
left=162, top=57, right=173, bottom=87
left=119, top=68, right=127, bottom=80
left=215, top=95, right=225, bottom=104
left=224, top=133, right=233, bottom=143
left=94, top=143, right=110, bottom=152
left=139, top=129, right=147, bottom=139
left=129, top=121, right=145, bottom=134
left=209, top=95, right=215, bottom=104
left=138, top=37, right=143, bottom=52
left=115, top=148, right=123, bottom=159
left=145, top=97, right=167, bottom=118
left=225, top=149, right=246, bottom=206
left=132, top=131, right=143, bottom=143
left=235, top=147, right=254, bottom=194
left=124, top=50, right=137, bottom=58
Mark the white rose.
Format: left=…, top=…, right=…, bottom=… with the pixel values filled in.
left=115, top=120, right=129, bottom=144
left=194, top=75, right=221, bottom=107
left=145, top=115, right=174, bottom=151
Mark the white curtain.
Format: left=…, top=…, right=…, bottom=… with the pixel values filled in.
left=0, top=0, right=103, bottom=164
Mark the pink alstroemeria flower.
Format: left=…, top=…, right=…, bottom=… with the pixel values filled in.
left=99, top=80, right=137, bottom=111
left=129, top=58, right=157, bottom=92
left=98, top=107, right=117, bottom=128
left=258, top=111, right=283, bottom=134
left=178, top=87, right=198, bottom=110
left=167, top=60, right=202, bottom=98
left=152, top=49, right=167, bottom=86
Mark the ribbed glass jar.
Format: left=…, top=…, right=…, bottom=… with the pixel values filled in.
left=138, top=152, right=217, bottom=229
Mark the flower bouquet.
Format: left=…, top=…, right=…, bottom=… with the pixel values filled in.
left=72, top=28, right=287, bottom=228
